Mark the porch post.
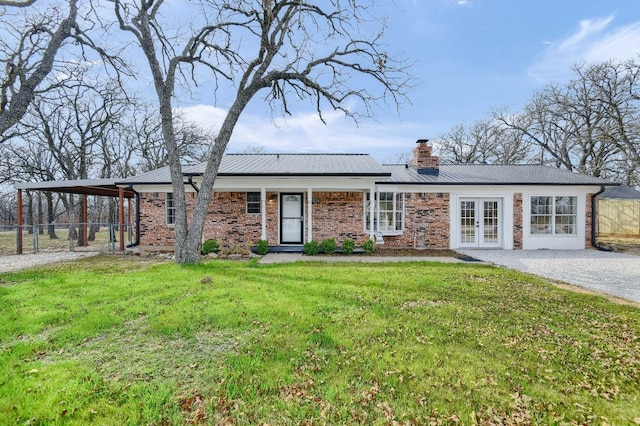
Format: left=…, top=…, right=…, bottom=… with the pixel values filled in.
left=82, top=194, right=88, bottom=247
left=118, top=187, right=125, bottom=251
left=17, top=189, right=23, bottom=254
left=369, top=185, right=375, bottom=240
left=260, top=187, right=267, bottom=240
left=307, top=187, right=313, bottom=242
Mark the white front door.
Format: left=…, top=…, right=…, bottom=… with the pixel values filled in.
left=459, top=198, right=502, bottom=248
left=281, top=193, right=304, bottom=244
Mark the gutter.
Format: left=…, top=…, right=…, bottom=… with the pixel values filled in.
left=591, top=185, right=613, bottom=252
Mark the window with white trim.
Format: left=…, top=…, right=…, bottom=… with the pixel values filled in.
left=247, top=192, right=261, bottom=214
left=530, top=196, right=577, bottom=235
left=166, top=193, right=176, bottom=225
left=365, top=192, right=404, bottom=233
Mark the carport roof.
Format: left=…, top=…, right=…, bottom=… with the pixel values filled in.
left=15, top=179, right=136, bottom=198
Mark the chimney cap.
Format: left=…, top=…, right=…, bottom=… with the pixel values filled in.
left=416, top=138, right=429, bottom=144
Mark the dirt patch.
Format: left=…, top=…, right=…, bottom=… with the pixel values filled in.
left=598, top=236, right=640, bottom=256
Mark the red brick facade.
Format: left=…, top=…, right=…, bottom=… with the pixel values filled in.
left=138, top=189, right=596, bottom=251
left=310, top=192, right=368, bottom=243
left=138, top=190, right=452, bottom=249
left=585, top=192, right=594, bottom=248
left=383, top=192, right=450, bottom=249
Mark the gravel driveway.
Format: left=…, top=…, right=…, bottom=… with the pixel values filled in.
left=457, top=249, right=640, bottom=304
left=0, top=251, right=100, bottom=274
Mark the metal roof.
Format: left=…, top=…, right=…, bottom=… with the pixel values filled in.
left=600, top=184, right=640, bottom=199
left=119, top=154, right=391, bottom=184
left=15, top=179, right=136, bottom=198
left=199, top=154, right=390, bottom=176
left=115, top=154, right=617, bottom=188
left=379, top=164, right=617, bottom=186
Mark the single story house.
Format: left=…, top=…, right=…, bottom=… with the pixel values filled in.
left=115, top=140, right=616, bottom=251
left=598, top=184, right=640, bottom=236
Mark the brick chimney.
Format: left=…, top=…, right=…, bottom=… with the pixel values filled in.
left=413, top=139, right=439, bottom=174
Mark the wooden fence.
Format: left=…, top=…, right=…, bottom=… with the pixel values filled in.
left=598, top=199, right=640, bottom=236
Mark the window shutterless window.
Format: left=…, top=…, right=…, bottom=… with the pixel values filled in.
left=166, top=193, right=175, bottom=225
left=530, top=196, right=577, bottom=235
left=247, top=192, right=261, bottom=214
left=365, top=192, right=404, bottom=234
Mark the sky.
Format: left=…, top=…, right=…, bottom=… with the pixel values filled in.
left=177, top=0, right=640, bottom=162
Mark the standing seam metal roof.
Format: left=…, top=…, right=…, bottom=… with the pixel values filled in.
left=378, top=164, right=616, bottom=186
left=116, top=155, right=617, bottom=186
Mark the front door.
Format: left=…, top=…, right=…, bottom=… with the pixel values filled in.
left=459, top=198, right=502, bottom=248
left=281, top=193, right=304, bottom=244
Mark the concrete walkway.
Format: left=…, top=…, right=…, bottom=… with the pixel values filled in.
left=259, top=253, right=469, bottom=264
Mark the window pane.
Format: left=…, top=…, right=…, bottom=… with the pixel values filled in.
left=166, top=193, right=175, bottom=225
left=365, top=192, right=404, bottom=233
left=247, top=192, right=261, bottom=214
left=530, top=196, right=552, bottom=234
left=554, top=196, right=577, bottom=234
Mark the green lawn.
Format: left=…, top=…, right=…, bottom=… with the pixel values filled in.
left=1, top=257, right=639, bottom=425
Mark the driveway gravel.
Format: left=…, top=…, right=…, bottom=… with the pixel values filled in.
left=457, top=249, right=640, bottom=304
left=0, top=251, right=100, bottom=274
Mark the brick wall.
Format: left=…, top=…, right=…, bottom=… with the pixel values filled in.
left=383, top=192, right=450, bottom=249
left=138, top=192, right=192, bottom=246
left=139, top=191, right=278, bottom=248
left=203, top=192, right=277, bottom=248
left=139, top=190, right=451, bottom=249
left=513, top=193, right=523, bottom=250
left=310, top=192, right=367, bottom=244
left=585, top=193, right=594, bottom=248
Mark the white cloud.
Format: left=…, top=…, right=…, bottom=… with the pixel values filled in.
left=529, top=15, right=640, bottom=82
left=179, top=104, right=425, bottom=160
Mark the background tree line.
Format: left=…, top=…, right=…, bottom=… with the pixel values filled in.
left=436, top=59, right=640, bottom=189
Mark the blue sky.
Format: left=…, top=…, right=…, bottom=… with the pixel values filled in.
left=179, top=0, right=640, bottom=162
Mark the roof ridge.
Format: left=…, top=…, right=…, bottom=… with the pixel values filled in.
left=225, top=153, right=369, bottom=156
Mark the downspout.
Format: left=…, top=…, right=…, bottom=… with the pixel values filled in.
left=128, top=185, right=141, bottom=247
left=591, top=185, right=613, bottom=251
left=187, top=175, right=200, bottom=193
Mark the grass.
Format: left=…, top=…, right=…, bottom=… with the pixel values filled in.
left=0, top=256, right=639, bottom=425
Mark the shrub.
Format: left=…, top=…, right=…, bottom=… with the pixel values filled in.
left=303, top=240, right=319, bottom=255
left=361, top=239, right=375, bottom=255
left=319, top=238, right=337, bottom=255
left=256, top=239, right=269, bottom=255
left=202, top=238, right=220, bottom=254
left=341, top=238, right=355, bottom=254
left=201, top=239, right=220, bottom=255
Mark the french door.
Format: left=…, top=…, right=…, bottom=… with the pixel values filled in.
left=459, top=198, right=502, bottom=248
left=280, top=193, right=304, bottom=244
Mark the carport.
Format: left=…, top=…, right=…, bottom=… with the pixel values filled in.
left=14, top=179, right=136, bottom=254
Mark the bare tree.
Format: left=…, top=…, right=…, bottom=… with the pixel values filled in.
left=437, top=119, right=532, bottom=165
left=111, top=0, right=413, bottom=263
left=493, top=60, right=640, bottom=186
left=0, top=1, right=78, bottom=138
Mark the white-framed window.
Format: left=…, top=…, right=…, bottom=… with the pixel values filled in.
left=365, top=191, right=404, bottom=234
left=166, top=193, right=176, bottom=225
left=247, top=192, right=261, bottom=214
left=530, top=196, right=577, bottom=235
